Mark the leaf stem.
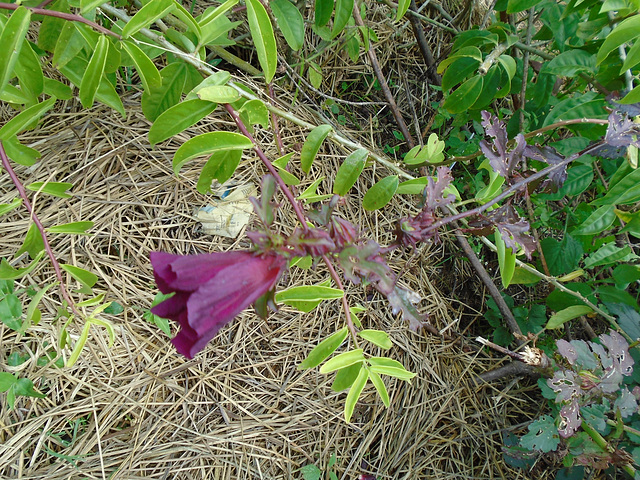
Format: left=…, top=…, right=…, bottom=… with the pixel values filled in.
left=0, top=141, right=81, bottom=318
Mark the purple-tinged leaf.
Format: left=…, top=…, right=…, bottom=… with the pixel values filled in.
left=548, top=370, right=581, bottom=402
left=470, top=204, right=537, bottom=258
left=614, top=388, right=638, bottom=419
left=558, top=398, right=581, bottom=438
left=249, top=175, right=278, bottom=226
left=425, top=166, right=456, bottom=211
left=599, top=366, right=624, bottom=393
left=599, top=330, right=634, bottom=376
left=524, top=144, right=568, bottom=191
left=557, top=339, right=578, bottom=364
left=479, top=111, right=526, bottom=180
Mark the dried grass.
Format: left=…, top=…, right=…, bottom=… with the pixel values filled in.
left=0, top=2, right=555, bottom=479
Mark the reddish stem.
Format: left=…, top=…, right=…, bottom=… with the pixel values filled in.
left=0, top=141, right=81, bottom=318
left=0, top=2, right=121, bottom=39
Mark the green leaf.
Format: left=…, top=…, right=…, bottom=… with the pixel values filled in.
left=61, top=264, right=98, bottom=289
left=297, top=177, right=332, bottom=202
left=43, top=77, right=73, bottom=100
left=26, top=283, right=54, bottom=327
left=25, top=181, right=73, bottom=198
left=443, top=75, right=483, bottom=114
left=0, top=372, right=17, bottom=392
left=245, top=0, right=277, bottom=83
left=120, top=41, right=162, bottom=92
left=0, top=251, right=44, bottom=280
left=238, top=99, right=269, bottom=128
left=593, top=167, right=640, bottom=206
left=344, top=364, right=367, bottom=422
left=0, top=97, right=56, bottom=140
left=171, top=1, right=201, bottom=39
left=546, top=305, right=593, bottom=329
left=3, top=136, right=41, bottom=167
left=510, top=266, right=542, bottom=285
left=496, top=233, right=516, bottom=288
left=584, top=243, right=638, bottom=268
left=540, top=235, right=583, bottom=276
left=38, top=0, right=68, bottom=52
left=122, top=0, right=177, bottom=38
left=542, top=49, right=596, bottom=77
left=520, top=415, right=560, bottom=452
left=358, top=329, right=392, bottom=349
left=320, top=349, right=365, bottom=373
left=622, top=39, right=640, bottom=72
left=299, top=326, right=349, bottom=369
left=80, top=0, right=107, bottom=13
left=79, top=35, right=109, bottom=108
left=368, top=365, right=417, bottom=381
left=506, top=0, right=543, bottom=12
left=276, top=285, right=344, bottom=312
left=271, top=0, right=305, bottom=51
left=15, top=223, right=44, bottom=259
left=396, top=0, right=411, bottom=20
left=15, top=41, right=44, bottom=100
left=308, top=61, right=322, bottom=89
left=301, top=124, right=332, bottom=174
left=315, top=0, right=334, bottom=27
left=299, top=464, right=322, bottom=480
left=597, top=14, right=640, bottom=65
left=0, top=294, right=22, bottom=330
left=0, top=198, right=22, bottom=216
left=368, top=369, right=390, bottom=407
left=543, top=92, right=607, bottom=127
left=141, top=62, right=188, bottom=122
left=572, top=205, right=616, bottom=235
left=612, top=264, right=640, bottom=289
left=0, top=6, right=31, bottom=91
left=173, top=131, right=252, bottom=174
left=196, top=85, right=240, bottom=103
left=196, top=149, right=242, bottom=193
left=13, top=378, right=45, bottom=399
left=46, top=221, right=94, bottom=235
left=619, top=84, right=640, bottom=104
left=333, top=148, right=367, bottom=195
left=607, top=303, right=640, bottom=340
left=149, top=99, right=217, bottom=145
left=331, top=0, right=354, bottom=39
left=368, top=356, right=405, bottom=368
left=331, top=362, right=361, bottom=391
left=363, top=175, right=398, bottom=210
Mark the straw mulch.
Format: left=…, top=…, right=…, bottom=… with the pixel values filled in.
left=0, top=4, right=553, bottom=480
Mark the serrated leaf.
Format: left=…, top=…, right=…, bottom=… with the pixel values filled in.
left=196, top=149, right=242, bottom=194
left=333, top=148, right=367, bottom=195
left=172, top=131, right=252, bottom=174
left=271, top=0, right=305, bottom=51
left=245, top=0, right=277, bottom=83
left=301, top=124, right=332, bottom=174
left=120, top=41, right=162, bottom=92
left=79, top=35, right=109, bottom=108
left=320, top=349, right=365, bottom=373
left=149, top=99, right=217, bottom=146
left=0, top=6, right=31, bottom=92
left=299, top=326, right=349, bottom=369
left=122, top=0, right=176, bottom=38
left=0, top=97, right=56, bottom=141
left=520, top=415, right=560, bottom=452
left=572, top=205, right=616, bottom=235
left=357, top=329, right=392, bottom=349
left=46, top=221, right=94, bottom=235
left=60, top=264, right=98, bottom=289
left=25, top=181, right=73, bottom=198
left=546, top=305, right=593, bottom=329
left=368, top=369, right=390, bottom=407
left=443, top=75, right=483, bottom=114
left=344, top=364, right=367, bottom=422
left=363, top=175, right=398, bottom=210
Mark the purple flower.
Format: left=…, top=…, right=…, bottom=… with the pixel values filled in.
left=150, top=250, right=286, bottom=359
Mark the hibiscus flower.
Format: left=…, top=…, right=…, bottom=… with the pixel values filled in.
left=150, top=250, right=286, bottom=358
